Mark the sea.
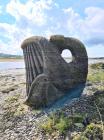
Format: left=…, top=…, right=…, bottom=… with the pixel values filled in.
left=0, top=59, right=104, bottom=70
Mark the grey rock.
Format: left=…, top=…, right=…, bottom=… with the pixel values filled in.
left=21, top=35, right=88, bottom=108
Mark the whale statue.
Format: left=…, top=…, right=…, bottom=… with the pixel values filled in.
left=21, top=35, right=88, bottom=108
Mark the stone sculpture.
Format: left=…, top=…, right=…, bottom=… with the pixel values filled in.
left=21, top=35, right=88, bottom=108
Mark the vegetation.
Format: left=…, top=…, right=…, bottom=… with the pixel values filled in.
left=40, top=89, right=104, bottom=139
left=73, top=93, right=104, bottom=140
left=95, top=85, right=104, bottom=91
left=94, top=93, right=104, bottom=118
left=3, top=94, right=28, bottom=119
left=41, top=112, right=71, bottom=134
left=73, top=123, right=103, bottom=140
left=87, top=71, right=104, bottom=83
left=90, top=63, right=104, bottom=69
left=41, top=112, right=85, bottom=135
left=87, top=63, right=104, bottom=83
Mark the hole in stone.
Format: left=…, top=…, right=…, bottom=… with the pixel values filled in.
left=61, top=49, right=72, bottom=63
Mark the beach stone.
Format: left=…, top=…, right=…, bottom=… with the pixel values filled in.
left=21, top=35, right=88, bottom=108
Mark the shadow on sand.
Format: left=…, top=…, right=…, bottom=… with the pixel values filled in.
left=31, top=84, right=86, bottom=114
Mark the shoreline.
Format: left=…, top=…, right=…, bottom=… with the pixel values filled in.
left=0, top=58, right=23, bottom=62
left=0, top=58, right=104, bottom=62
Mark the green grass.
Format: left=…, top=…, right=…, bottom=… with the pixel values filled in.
left=90, top=63, right=104, bottom=69
left=87, top=71, right=104, bottom=83
left=73, top=123, right=103, bottom=140
left=41, top=112, right=71, bottom=134
left=72, top=93, right=104, bottom=140
left=41, top=112, right=84, bottom=135
left=55, top=116, right=71, bottom=134
left=87, top=63, right=104, bottom=83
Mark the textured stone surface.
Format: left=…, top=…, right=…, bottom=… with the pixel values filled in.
left=21, top=35, right=88, bottom=108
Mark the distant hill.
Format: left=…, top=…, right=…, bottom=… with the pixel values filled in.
left=0, top=53, right=23, bottom=59
left=89, top=57, right=104, bottom=59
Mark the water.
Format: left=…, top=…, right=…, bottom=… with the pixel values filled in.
left=88, top=59, right=104, bottom=64
left=65, top=58, right=104, bottom=64
left=0, top=59, right=104, bottom=70
left=0, top=61, right=25, bottom=70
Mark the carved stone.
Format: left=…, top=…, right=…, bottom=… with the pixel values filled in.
left=21, top=35, right=88, bottom=108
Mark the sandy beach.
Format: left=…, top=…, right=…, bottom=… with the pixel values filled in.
left=0, top=58, right=23, bottom=62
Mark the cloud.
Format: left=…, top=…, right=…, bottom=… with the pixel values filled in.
left=63, top=7, right=104, bottom=46
left=0, top=21, right=35, bottom=54
left=0, top=0, right=54, bottom=54
left=6, top=0, right=53, bottom=26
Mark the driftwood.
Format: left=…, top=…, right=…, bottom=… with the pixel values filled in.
left=21, top=35, right=88, bottom=108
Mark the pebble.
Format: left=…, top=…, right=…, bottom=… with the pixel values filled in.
left=0, top=68, right=103, bottom=140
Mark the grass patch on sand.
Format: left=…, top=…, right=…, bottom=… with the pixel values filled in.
left=40, top=92, right=104, bottom=139
left=3, top=94, right=28, bottom=119
left=94, top=93, right=104, bottom=117
left=90, top=63, right=104, bottom=69
left=73, top=123, right=103, bottom=140
left=87, top=71, right=104, bottom=83
left=40, top=111, right=85, bottom=135
left=72, top=93, right=104, bottom=140
left=87, top=63, right=104, bottom=83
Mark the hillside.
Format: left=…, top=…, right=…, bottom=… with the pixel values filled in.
left=0, top=53, right=23, bottom=59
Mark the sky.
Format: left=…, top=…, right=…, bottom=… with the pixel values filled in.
left=0, top=0, right=104, bottom=57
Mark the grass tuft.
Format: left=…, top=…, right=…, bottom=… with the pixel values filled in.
left=41, top=112, right=85, bottom=135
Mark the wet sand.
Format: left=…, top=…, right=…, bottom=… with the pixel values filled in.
left=0, top=58, right=23, bottom=62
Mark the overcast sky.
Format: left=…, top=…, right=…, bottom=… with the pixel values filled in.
left=0, top=0, right=104, bottom=57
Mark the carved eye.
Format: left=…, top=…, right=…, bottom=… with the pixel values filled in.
left=61, top=49, right=72, bottom=63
